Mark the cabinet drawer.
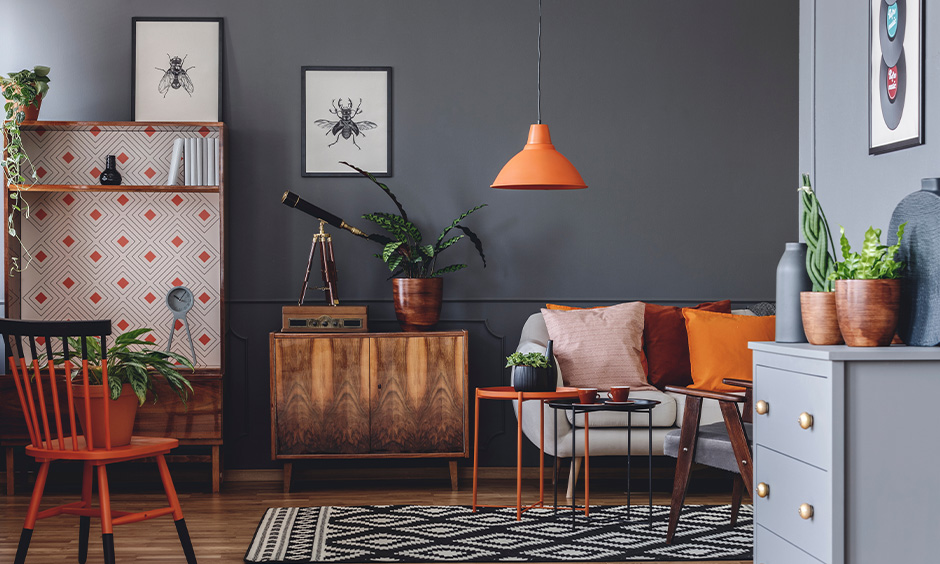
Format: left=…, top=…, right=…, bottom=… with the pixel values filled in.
left=754, top=445, right=832, bottom=562
left=755, top=525, right=826, bottom=564
left=753, top=365, right=831, bottom=469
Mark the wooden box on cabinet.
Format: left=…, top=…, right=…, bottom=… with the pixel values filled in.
left=2, top=121, right=226, bottom=494
left=270, top=331, right=469, bottom=492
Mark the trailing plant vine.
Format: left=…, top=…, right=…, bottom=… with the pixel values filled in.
left=1, top=66, right=50, bottom=274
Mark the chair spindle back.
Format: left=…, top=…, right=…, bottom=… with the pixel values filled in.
left=0, top=319, right=112, bottom=452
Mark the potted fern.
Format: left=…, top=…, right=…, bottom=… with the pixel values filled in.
left=798, top=173, right=843, bottom=344
left=52, top=328, right=194, bottom=447
left=342, top=162, right=486, bottom=331
left=830, top=224, right=906, bottom=347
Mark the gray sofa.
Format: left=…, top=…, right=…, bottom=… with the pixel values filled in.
left=513, top=310, right=751, bottom=496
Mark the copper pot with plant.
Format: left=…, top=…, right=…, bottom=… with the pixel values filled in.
left=341, top=162, right=486, bottom=332
left=798, top=173, right=843, bottom=345
left=47, top=328, right=194, bottom=447
left=830, top=224, right=906, bottom=347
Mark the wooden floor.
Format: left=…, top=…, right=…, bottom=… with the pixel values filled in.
left=0, top=472, right=751, bottom=564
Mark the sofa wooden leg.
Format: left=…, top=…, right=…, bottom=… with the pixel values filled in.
left=566, top=457, right=582, bottom=499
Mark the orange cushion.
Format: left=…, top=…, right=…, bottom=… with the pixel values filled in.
left=683, top=309, right=775, bottom=393
left=541, top=302, right=654, bottom=392
left=544, top=303, right=649, bottom=376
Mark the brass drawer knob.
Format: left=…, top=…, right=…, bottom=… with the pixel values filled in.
left=756, top=482, right=770, bottom=498
left=755, top=400, right=769, bottom=415
left=799, top=503, right=814, bottom=520
left=799, top=412, right=814, bottom=429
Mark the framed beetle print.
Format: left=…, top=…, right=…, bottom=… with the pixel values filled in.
left=133, top=17, right=223, bottom=122
left=302, top=66, right=392, bottom=177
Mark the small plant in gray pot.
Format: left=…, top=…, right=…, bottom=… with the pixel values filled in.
left=506, top=342, right=555, bottom=392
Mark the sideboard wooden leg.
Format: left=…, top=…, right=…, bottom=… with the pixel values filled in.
left=5, top=447, right=13, bottom=496
left=448, top=460, right=458, bottom=491
left=283, top=462, right=293, bottom=494
left=211, top=446, right=221, bottom=494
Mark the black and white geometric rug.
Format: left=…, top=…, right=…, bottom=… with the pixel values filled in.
left=245, top=504, right=752, bottom=562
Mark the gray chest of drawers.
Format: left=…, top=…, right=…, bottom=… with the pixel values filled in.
left=749, top=342, right=940, bottom=564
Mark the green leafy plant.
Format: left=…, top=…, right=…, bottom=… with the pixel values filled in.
left=505, top=351, right=552, bottom=369
left=48, top=328, right=194, bottom=406
left=341, top=161, right=486, bottom=278
left=798, top=173, right=837, bottom=291
left=1, top=65, right=51, bottom=274
left=830, top=224, right=907, bottom=281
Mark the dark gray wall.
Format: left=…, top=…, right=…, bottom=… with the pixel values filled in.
left=802, top=0, right=940, bottom=246
left=1, top=0, right=798, bottom=469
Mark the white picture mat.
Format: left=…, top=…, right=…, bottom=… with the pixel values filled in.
left=135, top=20, right=220, bottom=122
left=870, top=0, right=921, bottom=149
left=304, top=70, right=389, bottom=174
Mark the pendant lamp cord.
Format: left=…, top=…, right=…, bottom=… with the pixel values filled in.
left=537, top=0, right=542, bottom=124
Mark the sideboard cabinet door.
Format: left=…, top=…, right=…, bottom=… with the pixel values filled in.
left=273, top=336, right=370, bottom=454
left=370, top=335, right=465, bottom=454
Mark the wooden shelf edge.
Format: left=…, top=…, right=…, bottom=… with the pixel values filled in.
left=8, top=184, right=220, bottom=193
left=15, top=120, right=224, bottom=129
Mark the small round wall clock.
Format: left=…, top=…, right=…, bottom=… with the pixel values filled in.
left=166, top=286, right=197, bottom=364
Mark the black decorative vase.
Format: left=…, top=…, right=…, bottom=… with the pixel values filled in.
left=99, top=155, right=122, bottom=185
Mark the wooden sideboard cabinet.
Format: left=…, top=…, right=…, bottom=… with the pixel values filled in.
left=270, top=331, right=469, bottom=492
left=750, top=342, right=940, bottom=564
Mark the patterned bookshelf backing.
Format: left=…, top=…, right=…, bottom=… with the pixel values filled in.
left=15, top=191, right=222, bottom=367
left=19, top=123, right=220, bottom=186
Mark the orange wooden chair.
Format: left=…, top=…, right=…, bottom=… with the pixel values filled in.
left=1, top=319, right=196, bottom=564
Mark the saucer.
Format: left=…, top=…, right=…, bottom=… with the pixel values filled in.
left=604, top=400, right=635, bottom=405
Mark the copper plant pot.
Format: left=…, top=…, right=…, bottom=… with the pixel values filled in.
left=73, top=383, right=138, bottom=447
left=9, top=93, right=42, bottom=121
left=800, top=291, right=844, bottom=345
left=834, top=279, right=901, bottom=347
left=393, top=277, right=443, bottom=332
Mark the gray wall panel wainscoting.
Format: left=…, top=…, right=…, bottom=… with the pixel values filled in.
left=1, top=0, right=798, bottom=469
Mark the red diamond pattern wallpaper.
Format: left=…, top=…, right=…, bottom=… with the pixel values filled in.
left=21, top=124, right=219, bottom=186
left=17, top=192, right=222, bottom=367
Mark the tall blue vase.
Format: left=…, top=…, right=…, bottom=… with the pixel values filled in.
left=776, top=242, right=812, bottom=342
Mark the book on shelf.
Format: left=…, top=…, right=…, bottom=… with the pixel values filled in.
left=167, top=138, right=184, bottom=186
left=184, top=138, right=193, bottom=186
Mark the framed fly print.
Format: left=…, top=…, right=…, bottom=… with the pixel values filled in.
left=870, top=0, right=923, bottom=154
left=133, top=17, right=223, bottom=122
left=302, top=66, right=392, bottom=177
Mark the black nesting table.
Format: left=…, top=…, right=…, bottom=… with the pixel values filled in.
left=548, top=398, right=661, bottom=528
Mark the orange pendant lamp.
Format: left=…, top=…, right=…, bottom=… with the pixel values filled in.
left=491, top=0, right=586, bottom=190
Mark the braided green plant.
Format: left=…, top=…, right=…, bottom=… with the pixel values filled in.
left=799, top=173, right=837, bottom=292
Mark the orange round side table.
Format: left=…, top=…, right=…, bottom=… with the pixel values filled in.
left=471, top=386, right=579, bottom=520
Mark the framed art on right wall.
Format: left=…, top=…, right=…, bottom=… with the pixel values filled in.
left=870, top=0, right=924, bottom=154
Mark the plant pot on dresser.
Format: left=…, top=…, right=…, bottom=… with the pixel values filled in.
left=749, top=342, right=940, bottom=564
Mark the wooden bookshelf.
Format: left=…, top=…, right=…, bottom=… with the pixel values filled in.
left=1, top=120, right=226, bottom=493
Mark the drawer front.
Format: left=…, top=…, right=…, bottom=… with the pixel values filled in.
left=753, top=364, right=831, bottom=469
left=754, top=445, right=832, bottom=562
left=755, top=525, right=826, bottom=564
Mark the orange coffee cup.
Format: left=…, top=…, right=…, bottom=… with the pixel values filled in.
left=607, top=386, right=631, bottom=402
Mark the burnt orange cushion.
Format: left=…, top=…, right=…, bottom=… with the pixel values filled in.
left=643, top=300, right=732, bottom=389
left=683, top=308, right=775, bottom=392
left=545, top=303, right=649, bottom=376
left=541, top=302, right=654, bottom=392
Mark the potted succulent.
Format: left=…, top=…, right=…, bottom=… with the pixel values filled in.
left=506, top=349, right=555, bottom=392
left=798, top=173, right=843, bottom=345
left=48, top=328, right=194, bottom=447
left=2, top=65, right=51, bottom=272
left=341, top=162, right=486, bottom=331
left=830, top=224, right=906, bottom=347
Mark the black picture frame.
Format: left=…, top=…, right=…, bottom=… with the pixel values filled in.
left=869, top=0, right=924, bottom=154
left=302, top=66, right=392, bottom=177
left=132, top=17, right=224, bottom=122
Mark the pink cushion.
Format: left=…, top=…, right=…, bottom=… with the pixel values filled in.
left=541, top=301, right=654, bottom=392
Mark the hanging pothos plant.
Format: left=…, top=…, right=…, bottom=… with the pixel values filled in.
left=1, top=65, right=51, bottom=274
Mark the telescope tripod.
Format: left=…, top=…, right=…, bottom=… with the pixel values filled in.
left=298, top=221, right=339, bottom=306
